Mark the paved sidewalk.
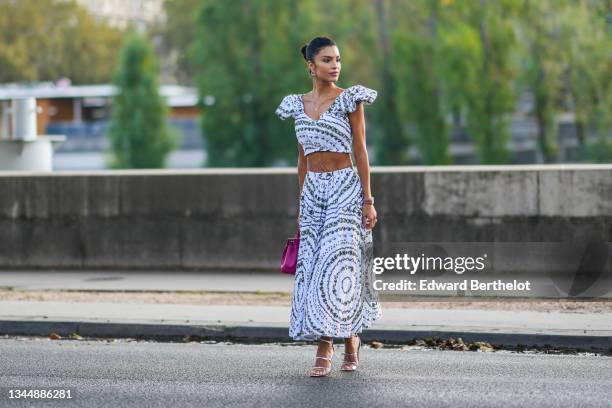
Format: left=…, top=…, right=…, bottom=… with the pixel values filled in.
left=0, top=299, right=610, bottom=350
left=1, top=300, right=611, bottom=335
left=0, top=271, right=611, bottom=351
left=0, top=270, right=293, bottom=292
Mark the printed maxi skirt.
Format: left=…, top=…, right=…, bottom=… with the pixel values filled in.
left=289, top=166, right=382, bottom=341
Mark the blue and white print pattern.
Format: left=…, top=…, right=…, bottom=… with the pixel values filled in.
left=290, top=166, right=382, bottom=340
left=275, top=84, right=378, bottom=156
left=275, top=84, right=382, bottom=341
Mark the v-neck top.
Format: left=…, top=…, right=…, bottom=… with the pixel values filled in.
left=274, top=84, right=377, bottom=156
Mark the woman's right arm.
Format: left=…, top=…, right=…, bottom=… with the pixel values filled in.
left=297, top=144, right=307, bottom=221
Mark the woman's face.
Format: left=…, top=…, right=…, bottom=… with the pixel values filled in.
left=309, top=45, right=341, bottom=81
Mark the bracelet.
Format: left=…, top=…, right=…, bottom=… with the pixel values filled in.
left=363, top=196, right=374, bottom=205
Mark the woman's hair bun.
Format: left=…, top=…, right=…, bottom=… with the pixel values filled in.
left=300, top=44, right=309, bottom=61
left=300, top=37, right=336, bottom=62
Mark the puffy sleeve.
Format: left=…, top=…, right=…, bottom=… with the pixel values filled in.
left=343, top=85, right=377, bottom=113
left=275, top=95, right=296, bottom=120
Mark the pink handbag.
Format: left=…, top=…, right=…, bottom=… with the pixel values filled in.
left=280, top=228, right=300, bottom=275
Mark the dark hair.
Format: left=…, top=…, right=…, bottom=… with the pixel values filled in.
left=300, top=36, right=337, bottom=61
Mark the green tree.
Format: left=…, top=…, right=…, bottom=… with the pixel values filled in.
left=389, top=0, right=518, bottom=165
left=392, top=0, right=452, bottom=165
left=190, top=0, right=385, bottom=167
left=0, top=0, right=124, bottom=83
left=564, top=0, right=612, bottom=162
left=517, top=0, right=570, bottom=163
left=192, top=0, right=317, bottom=166
left=462, top=0, right=518, bottom=164
left=106, top=33, right=180, bottom=169
left=166, top=0, right=610, bottom=166
left=436, top=12, right=483, bottom=160
left=373, top=0, right=412, bottom=165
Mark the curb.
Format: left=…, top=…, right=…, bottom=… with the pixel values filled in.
left=1, top=320, right=611, bottom=352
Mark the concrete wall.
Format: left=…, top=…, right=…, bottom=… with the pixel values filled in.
left=0, top=164, right=610, bottom=271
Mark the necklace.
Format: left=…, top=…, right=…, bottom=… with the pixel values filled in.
left=313, top=97, right=330, bottom=115
left=306, top=90, right=341, bottom=116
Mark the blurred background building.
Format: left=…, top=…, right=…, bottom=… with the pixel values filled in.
left=0, top=82, right=205, bottom=169
left=76, top=0, right=165, bottom=31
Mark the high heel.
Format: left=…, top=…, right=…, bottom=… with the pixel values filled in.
left=309, top=337, right=334, bottom=377
left=340, top=335, right=361, bottom=371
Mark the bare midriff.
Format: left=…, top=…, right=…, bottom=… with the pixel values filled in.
left=306, top=151, right=353, bottom=173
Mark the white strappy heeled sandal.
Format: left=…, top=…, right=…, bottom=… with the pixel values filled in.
left=309, top=337, right=334, bottom=377
left=340, top=334, right=361, bottom=371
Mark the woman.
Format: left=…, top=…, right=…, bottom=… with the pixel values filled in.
left=275, top=36, right=382, bottom=377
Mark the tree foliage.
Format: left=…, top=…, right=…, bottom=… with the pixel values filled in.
left=5, top=0, right=609, bottom=165
left=0, top=0, right=124, bottom=83
left=164, top=0, right=612, bottom=165
left=106, top=33, right=180, bottom=169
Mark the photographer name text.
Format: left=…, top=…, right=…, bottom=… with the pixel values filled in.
left=373, top=279, right=531, bottom=291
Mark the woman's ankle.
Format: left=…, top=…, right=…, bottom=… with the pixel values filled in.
left=344, top=335, right=358, bottom=350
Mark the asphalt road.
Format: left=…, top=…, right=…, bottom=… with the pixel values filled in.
left=1, top=337, right=611, bottom=408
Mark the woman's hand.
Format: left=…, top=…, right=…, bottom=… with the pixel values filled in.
left=362, top=204, right=378, bottom=230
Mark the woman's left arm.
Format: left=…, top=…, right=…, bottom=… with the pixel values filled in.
left=349, top=102, right=377, bottom=230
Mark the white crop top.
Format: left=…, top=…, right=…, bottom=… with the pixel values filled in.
left=275, top=84, right=377, bottom=156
